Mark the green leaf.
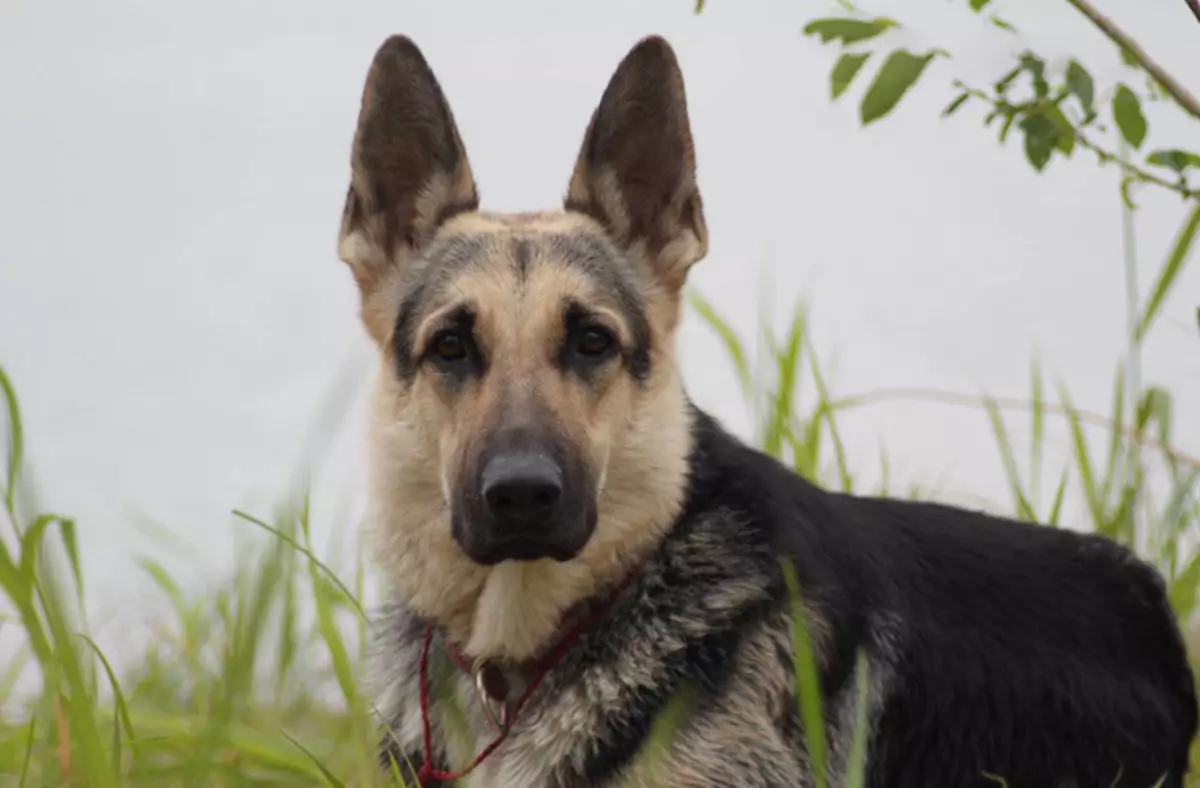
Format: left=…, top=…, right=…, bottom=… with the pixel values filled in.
left=1119, top=47, right=1140, bottom=69
left=860, top=50, right=937, bottom=126
left=1112, top=83, right=1147, bottom=149
left=1020, top=114, right=1056, bottom=171
left=1065, top=60, right=1095, bottom=114
left=1045, top=104, right=1076, bottom=156
left=1146, top=149, right=1200, bottom=174
left=942, top=92, right=970, bottom=117
left=994, top=65, right=1022, bottom=95
left=989, top=15, right=1017, bottom=32
left=1019, top=53, right=1048, bottom=100
left=802, top=17, right=896, bottom=45
left=969, top=0, right=991, bottom=10
left=1137, top=204, right=1200, bottom=339
left=694, top=0, right=705, bottom=12
left=831, top=52, right=870, bottom=100
left=998, top=112, right=1017, bottom=143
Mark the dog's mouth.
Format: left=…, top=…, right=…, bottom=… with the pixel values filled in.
left=469, top=533, right=582, bottom=565
left=451, top=507, right=597, bottom=566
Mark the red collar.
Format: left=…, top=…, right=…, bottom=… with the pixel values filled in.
left=416, top=566, right=641, bottom=786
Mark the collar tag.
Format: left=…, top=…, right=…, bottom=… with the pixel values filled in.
left=472, top=658, right=511, bottom=732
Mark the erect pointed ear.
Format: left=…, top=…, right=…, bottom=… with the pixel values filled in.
left=564, top=36, right=708, bottom=293
left=338, top=36, right=479, bottom=326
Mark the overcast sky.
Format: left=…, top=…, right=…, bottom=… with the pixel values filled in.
left=1, top=0, right=1198, bottom=651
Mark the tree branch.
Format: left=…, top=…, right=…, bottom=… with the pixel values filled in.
left=956, top=85, right=1200, bottom=201
left=1062, top=0, right=1200, bottom=121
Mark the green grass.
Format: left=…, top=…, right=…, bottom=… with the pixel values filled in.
left=0, top=284, right=1197, bottom=784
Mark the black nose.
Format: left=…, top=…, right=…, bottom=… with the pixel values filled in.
left=481, top=453, right=563, bottom=529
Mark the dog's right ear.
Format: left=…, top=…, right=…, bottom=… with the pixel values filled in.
left=338, top=36, right=478, bottom=339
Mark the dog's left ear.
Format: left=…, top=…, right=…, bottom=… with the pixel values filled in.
left=564, top=36, right=708, bottom=293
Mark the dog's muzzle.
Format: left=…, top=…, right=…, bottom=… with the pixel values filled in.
left=452, top=440, right=596, bottom=565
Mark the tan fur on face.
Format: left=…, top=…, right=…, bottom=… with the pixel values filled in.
left=368, top=212, right=693, bottom=661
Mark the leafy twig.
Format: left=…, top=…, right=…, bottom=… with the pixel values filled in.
left=956, top=84, right=1200, bottom=200
left=1074, top=133, right=1200, bottom=200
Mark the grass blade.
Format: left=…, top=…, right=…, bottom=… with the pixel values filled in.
left=80, top=635, right=138, bottom=773
left=282, top=731, right=349, bottom=788
left=687, top=289, right=752, bottom=398
left=1030, top=359, right=1045, bottom=504
left=1138, top=203, right=1200, bottom=340
left=232, top=509, right=365, bottom=620
left=0, top=364, right=25, bottom=527
left=1046, top=469, right=1069, bottom=527
left=18, top=716, right=36, bottom=788
left=780, top=557, right=828, bottom=788
left=983, top=397, right=1036, bottom=521
left=1059, top=386, right=1106, bottom=531
left=841, top=651, right=872, bottom=788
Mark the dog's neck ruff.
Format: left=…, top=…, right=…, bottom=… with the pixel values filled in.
left=415, top=563, right=644, bottom=786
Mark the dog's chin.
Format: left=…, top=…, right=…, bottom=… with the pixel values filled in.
left=452, top=514, right=596, bottom=566
left=469, top=537, right=581, bottom=566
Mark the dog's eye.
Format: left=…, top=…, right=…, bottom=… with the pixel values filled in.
left=431, top=331, right=469, bottom=363
left=576, top=327, right=614, bottom=358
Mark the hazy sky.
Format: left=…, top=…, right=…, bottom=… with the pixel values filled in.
left=1, top=0, right=1197, bottom=649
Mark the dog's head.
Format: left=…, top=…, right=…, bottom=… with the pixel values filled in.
left=338, top=35, right=707, bottom=656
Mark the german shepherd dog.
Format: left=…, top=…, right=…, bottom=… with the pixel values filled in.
left=336, top=34, right=1198, bottom=788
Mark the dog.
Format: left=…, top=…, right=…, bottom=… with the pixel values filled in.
left=335, top=33, right=1199, bottom=787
